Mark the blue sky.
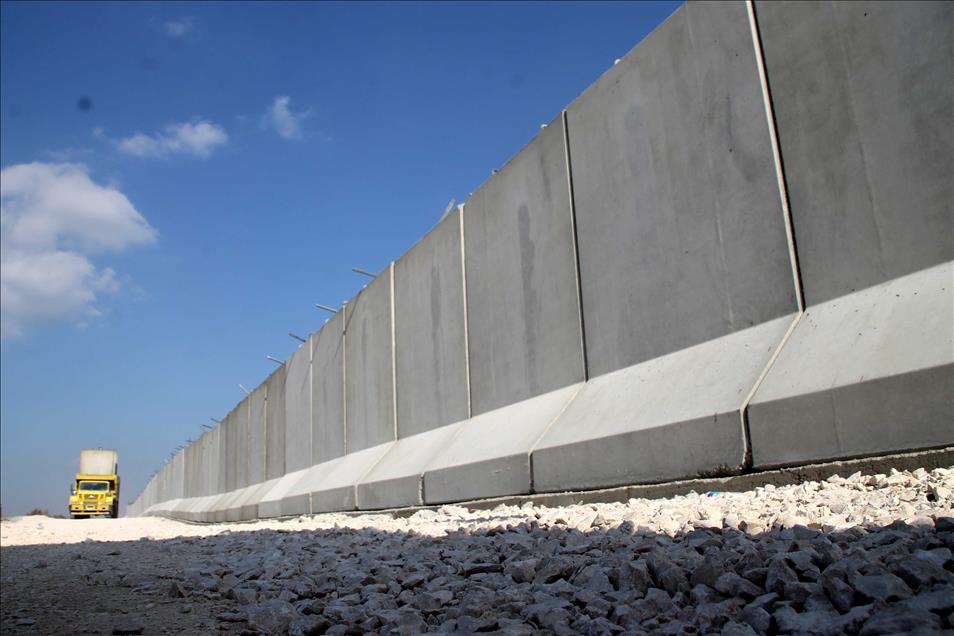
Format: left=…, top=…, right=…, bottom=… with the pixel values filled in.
left=0, top=1, right=680, bottom=516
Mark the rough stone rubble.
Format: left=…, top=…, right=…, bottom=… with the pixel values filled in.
left=1, top=466, right=952, bottom=635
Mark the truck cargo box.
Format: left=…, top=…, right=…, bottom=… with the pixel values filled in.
left=79, top=448, right=118, bottom=475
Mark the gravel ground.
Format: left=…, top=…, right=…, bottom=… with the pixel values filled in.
left=2, top=466, right=952, bottom=635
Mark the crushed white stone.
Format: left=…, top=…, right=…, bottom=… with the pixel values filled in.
left=2, top=466, right=952, bottom=635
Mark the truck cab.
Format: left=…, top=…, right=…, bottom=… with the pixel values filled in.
left=69, top=474, right=120, bottom=518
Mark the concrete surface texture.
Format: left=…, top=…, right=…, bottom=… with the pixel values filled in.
left=311, top=310, right=345, bottom=464
left=131, top=0, right=953, bottom=520
left=284, top=340, right=312, bottom=474
left=393, top=209, right=469, bottom=438
left=748, top=263, right=954, bottom=467
left=533, top=315, right=797, bottom=492
left=746, top=0, right=954, bottom=467
left=463, top=115, right=583, bottom=416
left=247, top=383, right=266, bottom=485
left=355, top=423, right=463, bottom=510
left=753, top=0, right=953, bottom=307
left=423, top=383, right=583, bottom=504
left=344, top=272, right=395, bottom=453
left=264, top=366, right=286, bottom=480
left=224, top=406, right=238, bottom=492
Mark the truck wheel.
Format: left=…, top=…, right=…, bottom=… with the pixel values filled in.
left=111, top=504, right=118, bottom=519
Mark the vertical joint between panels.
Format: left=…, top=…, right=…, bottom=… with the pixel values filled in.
left=390, top=261, right=398, bottom=440
left=746, top=0, right=805, bottom=313
left=562, top=109, right=589, bottom=382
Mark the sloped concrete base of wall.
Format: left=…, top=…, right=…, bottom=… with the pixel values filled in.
left=532, top=315, right=797, bottom=492
left=422, top=384, right=582, bottom=504
left=748, top=262, right=954, bottom=468
left=257, top=468, right=310, bottom=518
left=239, top=479, right=279, bottom=521
left=286, top=443, right=394, bottom=513
left=356, top=424, right=463, bottom=510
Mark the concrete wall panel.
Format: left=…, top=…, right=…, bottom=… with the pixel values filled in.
left=533, top=316, right=794, bottom=492
left=394, top=211, right=469, bottom=437
left=345, top=272, right=394, bottom=453
left=748, top=264, right=954, bottom=466
left=248, top=384, right=267, bottom=485
left=423, top=384, right=582, bottom=504
left=566, top=0, right=796, bottom=379
left=312, top=311, right=345, bottom=463
left=202, top=430, right=213, bottom=497
left=216, top=422, right=226, bottom=495
left=265, top=366, right=286, bottom=480
left=224, top=408, right=238, bottom=492
left=285, top=342, right=312, bottom=473
left=464, top=116, right=583, bottom=415
left=754, top=0, right=953, bottom=306
left=746, top=1, right=954, bottom=467
left=356, top=424, right=462, bottom=510
left=235, top=398, right=249, bottom=489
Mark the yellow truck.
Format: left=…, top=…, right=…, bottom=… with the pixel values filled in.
left=69, top=448, right=120, bottom=519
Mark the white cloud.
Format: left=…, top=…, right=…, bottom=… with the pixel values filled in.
left=117, top=120, right=228, bottom=158
left=163, top=17, right=195, bottom=39
left=263, top=96, right=311, bottom=141
left=0, top=163, right=157, bottom=339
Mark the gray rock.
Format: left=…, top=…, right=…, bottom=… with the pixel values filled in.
left=782, top=581, right=818, bottom=605
left=854, top=574, right=913, bottom=603
left=574, top=564, right=614, bottom=594
left=721, top=621, right=758, bottom=636
left=247, top=599, right=299, bottom=635
left=111, top=623, right=144, bottom=636
left=714, top=572, right=763, bottom=599
left=899, top=587, right=954, bottom=614
left=377, top=608, right=427, bottom=635
left=621, top=559, right=653, bottom=596
left=690, top=556, right=722, bottom=588
left=288, top=615, right=332, bottom=636
left=765, top=559, right=798, bottom=595
left=860, top=607, right=941, bottom=636
left=505, top=558, right=538, bottom=584
left=773, top=606, right=838, bottom=634
left=933, top=517, right=953, bottom=532
left=821, top=571, right=856, bottom=614
left=649, top=556, right=690, bottom=595
left=691, top=583, right=717, bottom=604
left=887, top=554, right=950, bottom=590
left=912, top=547, right=951, bottom=568
left=747, top=592, right=779, bottom=612
left=741, top=605, right=771, bottom=635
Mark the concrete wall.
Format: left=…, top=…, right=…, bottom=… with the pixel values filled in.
left=284, top=341, right=312, bottom=473
left=264, top=366, right=286, bottom=480
left=463, top=116, right=583, bottom=415
left=344, top=272, right=394, bottom=453
left=131, top=0, right=952, bottom=519
left=566, top=0, right=796, bottom=378
left=394, top=211, right=469, bottom=437
left=746, top=0, right=954, bottom=467
left=312, top=311, right=345, bottom=462
left=248, top=384, right=266, bottom=485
